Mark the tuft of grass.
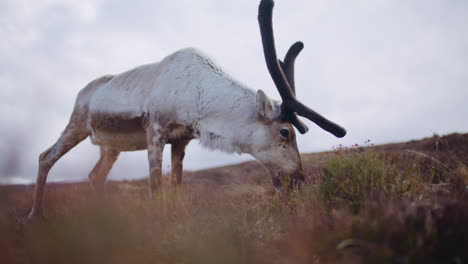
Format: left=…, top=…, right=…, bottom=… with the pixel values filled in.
left=447, top=163, right=468, bottom=196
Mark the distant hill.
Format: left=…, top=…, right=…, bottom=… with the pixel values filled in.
left=4, top=133, right=466, bottom=191
left=174, top=132, right=468, bottom=186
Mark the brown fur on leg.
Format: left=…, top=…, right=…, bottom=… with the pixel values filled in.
left=88, top=147, right=120, bottom=195
left=171, top=140, right=190, bottom=186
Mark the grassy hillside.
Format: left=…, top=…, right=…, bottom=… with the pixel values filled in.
left=1, top=133, right=467, bottom=264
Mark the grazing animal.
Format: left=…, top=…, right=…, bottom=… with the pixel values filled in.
left=28, top=0, right=346, bottom=219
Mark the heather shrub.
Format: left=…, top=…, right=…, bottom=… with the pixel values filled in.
left=277, top=195, right=468, bottom=264
left=349, top=196, right=468, bottom=263
left=320, top=149, right=420, bottom=213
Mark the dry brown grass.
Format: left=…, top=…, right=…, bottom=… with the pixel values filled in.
left=0, top=133, right=467, bottom=264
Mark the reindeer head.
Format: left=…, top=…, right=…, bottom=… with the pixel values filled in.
left=251, top=0, right=346, bottom=191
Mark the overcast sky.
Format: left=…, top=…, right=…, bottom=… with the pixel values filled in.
left=1, top=0, right=467, bottom=184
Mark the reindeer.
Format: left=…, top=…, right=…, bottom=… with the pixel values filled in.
left=28, top=0, right=346, bottom=219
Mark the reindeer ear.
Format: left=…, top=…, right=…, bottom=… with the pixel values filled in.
left=256, top=90, right=276, bottom=120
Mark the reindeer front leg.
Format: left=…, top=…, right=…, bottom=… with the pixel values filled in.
left=146, top=123, right=166, bottom=197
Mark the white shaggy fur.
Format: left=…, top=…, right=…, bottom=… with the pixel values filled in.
left=87, top=48, right=276, bottom=154
left=28, top=48, right=305, bottom=220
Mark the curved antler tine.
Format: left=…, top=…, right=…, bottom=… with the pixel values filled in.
left=281, top=41, right=304, bottom=95
left=288, top=113, right=309, bottom=134
left=280, top=41, right=308, bottom=134
left=258, top=0, right=295, bottom=103
left=290, top=100, right=347, bottom=138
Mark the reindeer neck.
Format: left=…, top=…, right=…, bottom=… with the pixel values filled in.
left=194, top=82, right=259, bottom=155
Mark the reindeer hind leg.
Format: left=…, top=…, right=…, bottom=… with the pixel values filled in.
left=28, top=120, right=88, bottom=220
left=88, top=147, right=120, bottom=195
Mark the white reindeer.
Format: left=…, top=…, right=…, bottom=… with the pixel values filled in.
left=29, top=0, right=346, bottom=219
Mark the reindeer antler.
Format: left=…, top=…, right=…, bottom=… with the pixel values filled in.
left=258, top=0, right=346, bottom=138
left=280, top=41, right=304, bottom=95
left=280, top=42, right=308, bottom=134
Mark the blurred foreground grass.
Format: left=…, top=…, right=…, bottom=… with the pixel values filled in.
left=1, top=134, right=467, bottom=264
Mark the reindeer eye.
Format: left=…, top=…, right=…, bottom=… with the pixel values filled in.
left=279, top=128, right=290, bottom=139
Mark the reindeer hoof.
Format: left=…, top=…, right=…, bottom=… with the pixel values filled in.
left=27, top=209, right=45, bottom=221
